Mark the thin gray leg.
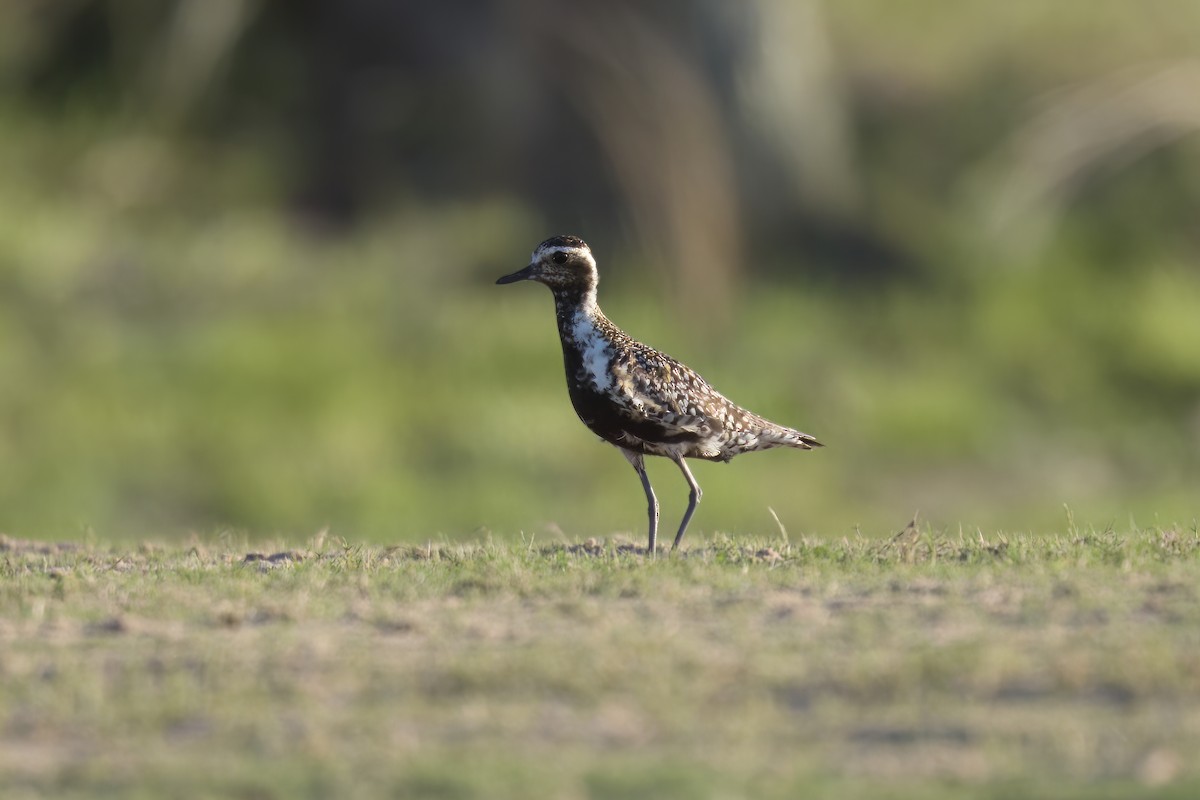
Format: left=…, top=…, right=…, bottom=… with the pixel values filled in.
left=621, top=449, right=659, bottom=555
left=671, top=457, right=702, bottom=550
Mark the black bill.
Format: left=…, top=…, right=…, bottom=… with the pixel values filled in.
left=496, top=264, right=536, bottom=285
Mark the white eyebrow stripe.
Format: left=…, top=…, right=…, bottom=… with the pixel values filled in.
left=536, top=246, right=595, bottom=269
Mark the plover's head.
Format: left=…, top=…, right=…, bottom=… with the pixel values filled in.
left=496, top=235, right=598, bottom=295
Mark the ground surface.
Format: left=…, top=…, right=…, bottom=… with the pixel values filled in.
left=3, top=529, right=1200, bottom=799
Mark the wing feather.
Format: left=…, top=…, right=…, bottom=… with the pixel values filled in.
left=605, top=344, right=745, bottom=442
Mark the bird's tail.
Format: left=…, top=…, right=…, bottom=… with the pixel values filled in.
left=763, top=426, right=824, bottom=450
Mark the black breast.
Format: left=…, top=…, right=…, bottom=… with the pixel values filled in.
left=560, top=344, right=705, bottom=455
left=554, top=342, right=625, bottom=449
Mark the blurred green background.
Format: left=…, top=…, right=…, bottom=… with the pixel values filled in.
left=1, top=1, right=1197, bottom=543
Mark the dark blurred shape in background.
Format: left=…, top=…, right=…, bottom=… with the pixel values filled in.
left=1, top=1, right=1197, bottom=540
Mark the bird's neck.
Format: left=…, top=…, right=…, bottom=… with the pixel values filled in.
left=553, top=285, right=603, bottom=341
left=552, top=284, right=619, bottom=395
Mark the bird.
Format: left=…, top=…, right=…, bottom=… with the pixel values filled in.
left=497, top=235, right=822, bottom=554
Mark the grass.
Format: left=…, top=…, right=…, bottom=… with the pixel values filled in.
left=4, top=528, right=1200, bottom=798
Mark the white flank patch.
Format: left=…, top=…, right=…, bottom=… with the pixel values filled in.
left=571, top=309, right=613, bottom=391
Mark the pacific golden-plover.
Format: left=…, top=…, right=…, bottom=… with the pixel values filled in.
left=497, top=235, right=822, bottom=553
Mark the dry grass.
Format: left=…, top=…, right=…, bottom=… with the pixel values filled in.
left=2, top=529, right=1200, bottom=798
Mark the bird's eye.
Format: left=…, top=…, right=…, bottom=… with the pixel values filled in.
left=552, top=252, right=568, bottom=265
